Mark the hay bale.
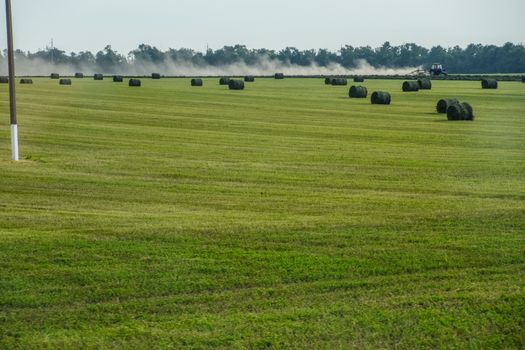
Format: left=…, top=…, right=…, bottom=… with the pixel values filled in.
left=353, top=76, right=365, bottom=83
left=349, top=86, right=368, bottom=98
left=371, top=91, right=391, bottom=105
left=219, top=77, right=231, bottom=85
left=402, top=81, right=420, bottom=92
left=461, top=102, right=474, bottom=121
left=20, top=79, right=33, bottom=84
left=75, top=73, right=84, bottom=78
left=447, top=102, right=474, bottom=121
left=436, top=98, right=459, bottom=113
left=481, top=78, right=497, bottom=89
left=113, top=75, right=124, bottom=82
left=325, top=77, right=335, bottom=85
left=152, top=73, right=161, bottom=79
left=129, top=79, right=141, bottom=87
left=228, top=79, right=245, bottom=90
left=0, top=77, right=8, bottom=83
left=191, top=78, right=203, bottom=86
left=51, top=73, right=59, bottom=79
left=417, top=78, right=432, bottom=90
left=275, top=73, right=284, bottom=79
left=447, top=104, right=466, bottom=121
left=94, top=74, right=104, bottom=80
left=59, top=79, right=72, bottom=85
left=244, top=76, right=255, bottom=82
left=331, top=78, right=348, bottom=86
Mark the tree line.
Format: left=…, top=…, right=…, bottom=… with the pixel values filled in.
left=3, top=41, right=524, bottom=73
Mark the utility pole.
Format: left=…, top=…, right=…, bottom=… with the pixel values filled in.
left=5, top=0, right=18, bottom=161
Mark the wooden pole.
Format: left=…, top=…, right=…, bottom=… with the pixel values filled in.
left=5, top=0, right=18, bottom=161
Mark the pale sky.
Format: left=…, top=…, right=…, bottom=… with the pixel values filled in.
left=0, top=0, right=523, bottom=54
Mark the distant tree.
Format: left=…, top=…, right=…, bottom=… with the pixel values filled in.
left=315, top=49, right=339, bottom=67
left=167, top=48, right=196, bottom=62
left=28, top=47, right=69, bottom=65
left=427, top=46, right=447, bottom=68
left=129, top=44, right=166, bottom=64
left=375, top=41, right=396, bottom=67
left=7, top=42, right=525, bottom=74
left=96, top=45, right=126, bottom=73
left=74, top=51, right=96, bottom=68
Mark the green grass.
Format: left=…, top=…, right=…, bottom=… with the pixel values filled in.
left=0, top=77, right=524, bottom=349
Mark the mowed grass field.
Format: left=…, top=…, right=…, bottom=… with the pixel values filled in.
left=0, top=77, right=524, bottom=349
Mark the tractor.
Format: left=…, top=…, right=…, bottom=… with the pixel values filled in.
left=429, top=63, right=447, bottom=76
left=409, top=63, right=448, bottom=77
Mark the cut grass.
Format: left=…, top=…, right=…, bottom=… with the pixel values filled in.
left=0, top=78, right=524, bottom=349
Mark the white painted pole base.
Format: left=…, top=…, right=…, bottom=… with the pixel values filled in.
left=11, top=124, right=19, bottom=161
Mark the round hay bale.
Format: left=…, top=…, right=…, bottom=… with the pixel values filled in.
left=20, top=79, right=33, bottom=84
left=275, top=73, right=284, bottom=79
left=191, top=78, right=203, bottom=86
left=94, top=73, right=104, bottom=81
left=417, top=78, right=432, bottom=90
left=129, top=79, right=141, bottom=87
left=244, top=76, right=255, bottom=82
left=436, top=98, right=459, bottom=113
left=59, top=79, right=72, bottom=85
left=446, top=102, right=473, bottom=121
left=481, top=78, right=497, bottom=89
left=75, top=73, right=84, bottom=78
left=219, top=77, right=231, bottom=85
left=447, top=104, right=466, bottom=121
left=228, top=79, right=245, bottom=90
left=325, top=77, right=335, bottom=85
left=152, top=73, right=161, bottom=79
left=113, top=75, right=124, bottom=82
left=371, top=91, right=391, bottom=105
left=461, top=102, right=474, bottom=121
left=331, top=78, right=348, bottom=86
left=0, top=77, right=8, bottom=83
left=51, top=73, right=60, bottom=79
left=349, top=85, right=368, bottom=98
left=402, top=81, right=420, bottom=92
left=353, top=76, right=365, bottom=83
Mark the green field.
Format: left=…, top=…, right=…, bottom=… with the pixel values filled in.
left=0, top=78, right=524, bottom=349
